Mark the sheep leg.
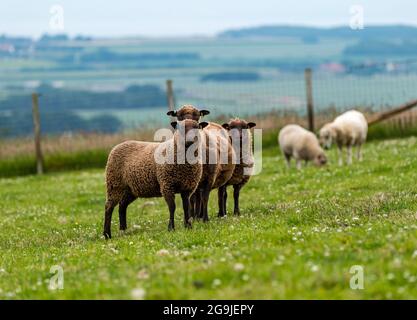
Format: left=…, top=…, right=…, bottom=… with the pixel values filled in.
left=347, top=145, right=353, bottom=165
left=217, top=185, right=227, bottom=217
left=223, top=187, right=228, bottom=215
left=233, top=184, right=242, bottom=216
left=103, top=200, right=116, bottom=239
left=191, top=190, right=203, bottom=219
left=181, top=192, right=192, bottom=229
left=357, top=144, right=363, bottom=161
left=164, top=193, right=176, bottom=231
left=284, top=153, right=291, bottom=168
left=195, top=189, right=203, bottom=220
left=337, top=145, right=343, bottom=166
left=296, top=159, right=302, bottom=170
left=118, top=191, right=135, bottom=231
left=190, top=192, right=197, bottom=218
left=201, top=186, right=211, bottom=222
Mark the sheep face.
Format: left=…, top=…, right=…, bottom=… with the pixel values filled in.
left=222, top=119, right=256, bottom=133
left=222, top=119, right=256, bottom=164
left=167, top=105, right=210, bottom=121
left=171, top=119, right=209, bottom=148
left=314, top=152, right=328, bottom=167
left=319, top=125, right=334, bottom=150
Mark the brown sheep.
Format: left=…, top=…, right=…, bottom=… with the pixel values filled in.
left=220, top=118, right=256, bottom=216
left=193, top=122, right=236, bottom=221
left=166, top=105, right=235, bottom=221
left=103, top=119, right=208, bottom=239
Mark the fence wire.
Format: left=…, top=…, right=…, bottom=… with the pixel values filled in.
left=1, top=60, right=417, bottom=141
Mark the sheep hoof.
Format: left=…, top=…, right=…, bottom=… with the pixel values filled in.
left=168, top=223, right=175, bottom=231
left=184, top=221, right=192, bottom=229
left=103, top=231, right=112, bottom=240
left=234, top=211, right=241, bottom=216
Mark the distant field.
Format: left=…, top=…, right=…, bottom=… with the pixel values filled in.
left=0, top=137, right=416, bottom=299
left=1, top=37, right=417, bottom=133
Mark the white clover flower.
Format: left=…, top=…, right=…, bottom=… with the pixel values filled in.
left=233, top=263, right=245, bottom=272
left=212, top=279, right=222, bottom=287
left=156, top=249, right=170, bottom=256
left=310, top=264, right=319, bottom=272
left=137, top=269, right=150, bottom=280
left=131, top=287, right=146, bottom=300
left=182, top=250, right=191, bottom=257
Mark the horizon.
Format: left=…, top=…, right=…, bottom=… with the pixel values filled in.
left=3, top=23, right=417, bottom=40
left=1, top=0, right=416, bottom=38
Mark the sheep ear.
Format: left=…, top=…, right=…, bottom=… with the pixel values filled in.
left=222, top=123, right=230, bottom=130
left=170, top=121, right=178, bottom=129
left=247, top=122, right=256, bottom=128
left=200, top=110, right=210, bottom=116
left=199, top=122, right=209, bottom=129
left=167, top=110, right=177, bottom=117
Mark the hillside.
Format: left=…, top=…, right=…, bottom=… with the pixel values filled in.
left=218, top=25, right=417, bottom=41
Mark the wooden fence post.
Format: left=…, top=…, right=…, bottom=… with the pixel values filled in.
left=166, top=80, right=175, bottom=116
left=31, top=93, right=44, bottom=175
left=304, top=68, right=315, bottom=132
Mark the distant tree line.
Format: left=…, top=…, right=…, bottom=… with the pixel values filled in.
left=67, top=48, right=200, bottom=63
left=200, top=72, right=260, bottom=82
left=0, top=111, right=122, bottom=137
left=343, top=40, right=417, bottom=56
left=219, top=25, right=417, bottom=42
left=0, top=83, right=166, bottom=137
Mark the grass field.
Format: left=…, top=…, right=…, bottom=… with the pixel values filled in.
left=0, top=137, right=417, bottom=299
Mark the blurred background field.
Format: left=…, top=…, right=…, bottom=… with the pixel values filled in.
left=1, top=26, right=417, bottom=176
left=2, top=27, right=417, bottom=131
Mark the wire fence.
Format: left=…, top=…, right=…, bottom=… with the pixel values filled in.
left=1, top=61, right=417, bottom=166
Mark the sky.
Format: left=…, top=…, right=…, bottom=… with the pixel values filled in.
left=0, top=0, right=415, bottom=38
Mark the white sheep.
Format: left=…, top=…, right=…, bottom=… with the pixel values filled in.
left=319, top=110, right=368, bottom=165
left=278, top=124, right=327, bottom=170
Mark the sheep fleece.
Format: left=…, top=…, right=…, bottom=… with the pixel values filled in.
left=105, top=140, right=202, bottom=203
left=279, top=124, right=323, bottom=161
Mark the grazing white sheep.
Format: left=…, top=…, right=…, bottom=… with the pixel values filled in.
left=319, top=110, right=368, bottom=165
left=278, top=124, right=327, bottom=170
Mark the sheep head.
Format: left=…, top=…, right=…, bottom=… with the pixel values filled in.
left=319, top=123, right=337, bottom=149
left=222, top=118, right=256, bottom=165
left=167, top=105, right=210, bottom=121
left=314, top=151, right=328, bottom=167
left=171, top=119, right=208, bottom=148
